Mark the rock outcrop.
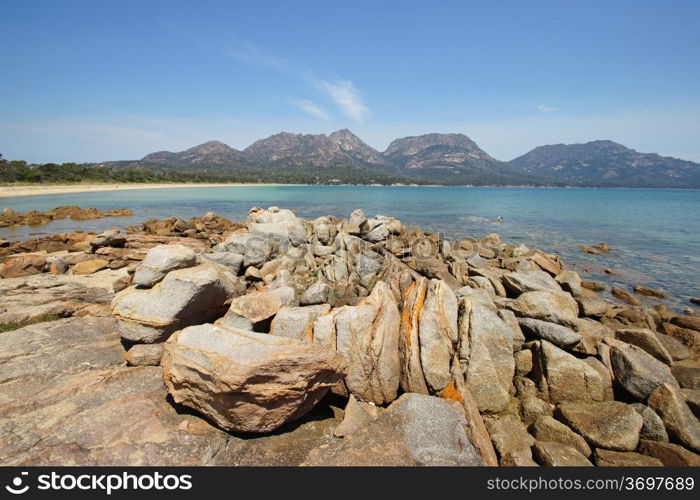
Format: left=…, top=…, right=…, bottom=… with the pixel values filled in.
left=2, top=204, right=700, bottom=467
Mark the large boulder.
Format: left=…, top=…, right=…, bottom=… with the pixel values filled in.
left=162, top=324, right=347, bottom=433
left=302, top=393, right=483, bottom=466
left=90, top=228, right=126, bottom=249
left=609, top=341, right=679, bottom=401
left=198, top=252, right=244, bottom=275
left=0, top=317, right=343, bottom=466
left=556, top=401, right=643, bottom=451
left=504, top=290, right=579, bottom=327
left=517, top=318, right=581, bottom=347
left=502, top=270, right=561, bottom=295
left=418, top=279, right=459, bottom=394
left=531, top=341, right=607, bottom=404
left=216, top=232, right=274, bottom=268
left=460, top=300, right=515, bottom=413
left=615, top=328, right=673, bottom=365
left=112, top=264, right=243, bottom=343
left=247, top=207, right=307, bottom=247
left=133, top=244, right=197, bottom=287
left=647, top=383, right=700, bottom=452
left=312, top=281, right=401, bottom=405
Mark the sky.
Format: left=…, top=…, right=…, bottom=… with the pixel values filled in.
left=1, top=0, right=699, bottom=163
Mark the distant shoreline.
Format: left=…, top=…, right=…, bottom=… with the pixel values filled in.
left=0, top=182, right=301, bottom=199
left=1, top=182, right=697, bottom=199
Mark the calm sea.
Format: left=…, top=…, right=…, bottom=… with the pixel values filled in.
left=1, top=186, right=698, bottom=309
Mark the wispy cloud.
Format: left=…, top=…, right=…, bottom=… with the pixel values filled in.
left=226, top=42, right=292, bottom=73
left=315, top=79, right=369, bottom=123
left=537, top=104, right=559, bottom=113
left=290, top=99, right=330, bottom=121
left=224, top=41, right=370, bottom=123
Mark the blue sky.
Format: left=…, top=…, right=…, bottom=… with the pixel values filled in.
left=1, top=0, right=699, bottom=163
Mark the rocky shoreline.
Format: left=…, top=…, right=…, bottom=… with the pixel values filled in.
left=0, top=206, right=698, bottom=466
left=0, top=205, right=132, bottom=229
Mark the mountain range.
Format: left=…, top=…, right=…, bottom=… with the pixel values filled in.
left=104, top=130, right=700, bottom=188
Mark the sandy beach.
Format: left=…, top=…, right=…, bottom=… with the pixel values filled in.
left=0, top=183, right=290, bottom=199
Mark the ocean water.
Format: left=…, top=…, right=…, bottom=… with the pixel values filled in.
left=1, top=186, right=698, bottom=309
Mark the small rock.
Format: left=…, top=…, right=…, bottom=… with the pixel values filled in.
left=670, top=315, right=700, bottom=332
left=581, top=280, right=606, bottom=292
left=198, top=252, right=244, bottom=274
left=484, top=415, right=535, bottom=463
left=576, top=296, right=608, bottom=317
left=301, top=281, right=334, bottom=305
left=530, top=415, right=591, bottom=457
left=244, top=266, right=262, bottom=281
left=270, top=304, right=331, bottom=342
left=49, top=258, right=68, bottom=275
left=655, top=332, right=690, bottom=362
left=612, top=287, right=642, bottom=306
left=634, top=285, right=666, bottom=299
left=579, top=243, right=610, bottom=255
left=71, top=258, right=109, bottom=275
left=124, top=344, right=164, bottom=366
left=514, top=349, right=533, bottom=376
left=680, top=388, right=700, bottom=418
left=555, top=270, right=583, bottom=297
left=333, top=394, right=380, bottom=438
left=638, top=440, right=700, bottom=466
left=90, top=228, right=126, bottom=249
left=594, top=449, right=663, bottom=466
left=133, top=244, right=197, bottom=288
left=532, top=441, right=592, bottom=466
left=630, top=403, right=669, bottom=442
left=506, top=290, right=579, bottom=327
left=225, top=290, right=283, bottom=325
left=112, top=263, right=242, bottom=343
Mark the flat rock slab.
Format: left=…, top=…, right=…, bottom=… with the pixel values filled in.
left=0, top=317, right=347, bottom=465
left=0, top=270, right=127, bottom=325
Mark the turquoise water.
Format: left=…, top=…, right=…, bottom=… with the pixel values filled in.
left=1, top=186, right=698, bottom=308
